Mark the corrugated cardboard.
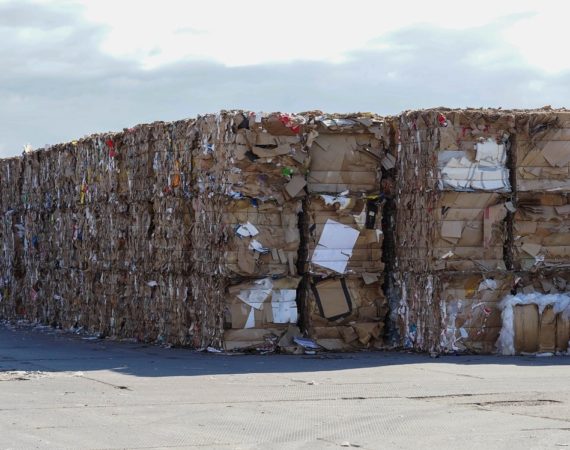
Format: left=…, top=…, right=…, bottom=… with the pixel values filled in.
left=514, top=305, right=540, bottom=353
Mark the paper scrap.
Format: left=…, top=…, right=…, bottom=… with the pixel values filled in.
left=505, top=201, right=516, bottom=213
left=381, top=153, right=396, bottom=170
left=311, top=219, right=360, bottom=273
left=478, top=279, right=498, bottom=291
left=244, top=309, right=256, bottom=329
left=320, top=194, right=352, bottom=209
left=362, top=272, right=379, bottom=285
left=237, top=281, right=272, bottom=310
left=236, top=222, right=259, bottom=237
left=249, top=239, right=269, bottom=253
left=271, top=290, right=298, bottom=324
left=293, top=337, right=320, bottom=349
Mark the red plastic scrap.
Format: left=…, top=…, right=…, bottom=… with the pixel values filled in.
left=278, top=113, right=301, bottom=134
left=106, top=139, right=116, bottom=157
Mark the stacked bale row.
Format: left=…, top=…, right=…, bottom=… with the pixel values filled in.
left=395, top=109, right=515, bottom=353
left=3, top=107, right=569, bottom=355
left=0, top=120, right=198, bottom=345
left=394, top=108, right=570, bottom=355
left=191, top=112, right=392, bottom=352
left=303, top=116, right=391, bottom=351
left=504, top=111, right=570, bottom=355
left=191, top=112, right=306, bottom=350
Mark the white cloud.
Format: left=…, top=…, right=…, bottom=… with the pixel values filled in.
left=1, top=0, right=569, bottom=158
left=503, top=8, right=570, bottom=73
left=30, top=0, right=565, bottom=71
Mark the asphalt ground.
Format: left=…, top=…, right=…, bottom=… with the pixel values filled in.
left=1, top=324, right=570, bottom=449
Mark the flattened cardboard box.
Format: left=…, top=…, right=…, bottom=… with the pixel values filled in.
left=308, top=133, right=383, bottom=194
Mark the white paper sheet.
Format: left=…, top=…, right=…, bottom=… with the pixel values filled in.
left=438, top=145, right=510, bottom=192
left=311, top=219, right=360, bottom=273
left=271, top=289, right=298, bottom=324
left=244, top=308, right=256, bottom=329
left=237, top=279, right=272, bottom=310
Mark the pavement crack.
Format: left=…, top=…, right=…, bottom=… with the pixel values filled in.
left=471, top=399, right=562, bottom=407
left=76, top=374, right=132, bottom=391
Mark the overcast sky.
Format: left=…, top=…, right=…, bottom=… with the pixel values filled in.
left=1, top=0, right=569, bottom=157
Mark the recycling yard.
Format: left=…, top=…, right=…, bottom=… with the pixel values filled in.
left=1, top=324, right=570, bottom=449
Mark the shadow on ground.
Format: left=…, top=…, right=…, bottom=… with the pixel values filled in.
left=1, top=324, right=568, bottom=379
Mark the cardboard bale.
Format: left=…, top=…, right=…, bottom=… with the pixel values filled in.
left=398, top=109, right=513, bottom=195
left=0, top=121, right=198, bottom=347
left=223, top=198, right=301, bottom=278
left=193, top=112, right=309, bottom=203
left=515, top=111, right=570, bottom=192
left=306, top=275, right=387, bottom=350
left=439, top=273, right=513, bottom=353
left=494, top=270, right=570, bottom=355
left=513, top=193, right=570, bottom=270
left=223, top=276, right=300, bottom=351
left=396, top=191, right=508, bottom=274
left=395, top=271, right=513, bottom=353
left=307, top=115, right=388, bottom=194
left=395, top=109, right=514, bottom=276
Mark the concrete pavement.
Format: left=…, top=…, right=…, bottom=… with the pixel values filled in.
left=1, top=323, right=570, bottom=449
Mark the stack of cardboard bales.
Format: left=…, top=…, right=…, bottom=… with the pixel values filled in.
left=303, top=115, right=390, bottom=350
left=0, top=157, right=23, bottom=319
left=191, top=112, right=306, bottom=350
left=4, top=107, right=570, bottom=356
left=503, top=110, right=570, bottom=354
left=395, top=109, right=515, bottom=353
left=0, top=120, right=198, bottom=346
